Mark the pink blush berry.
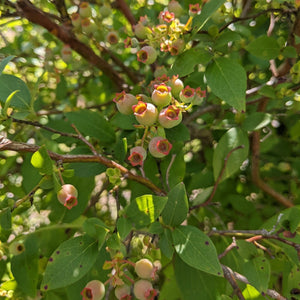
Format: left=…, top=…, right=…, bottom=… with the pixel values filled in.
left=132, top=102, right=158, bottom=126
left=81, top=280, right=105, bottom=300
left=128, top=146, right=147, bottom=166
left=137, top=46, right=157, bottom=65
left=149, top=137, right=172, bottom=158
left=158, top=105, right=182, bottom=128
left=113, top=91, right=138, bottom=115
left=151, top=83, right=172, bottom=107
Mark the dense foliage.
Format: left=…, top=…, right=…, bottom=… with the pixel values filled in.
left=0, top=0, right=300, bottom=299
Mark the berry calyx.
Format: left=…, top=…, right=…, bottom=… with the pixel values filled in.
left=133, top=280, right=153, bottom=300
left=132, top=102, right=158, bottom=126
left=128, top=146, right=147, bottom=166
left=148, top=137, right=172, bottom=158
left=81, top=280, right=105, bottom=300
left=57, top=184, right=78, bottom=210
left=179, top=85, right=195, bottom=103
left=71, top=13, right=81, bottom=28
left=137, top=46, right=157, bottom=65
left=158, top=105, right=182, bottom=128
left=61, top=44, right=72, bottom=63
left=113, top=91, right=138, bottom=115
left=114, top=284, right=131, bottom=300
left=134, top=258, right=154, bottom=279
left=151, top=83, right=172, bottom=107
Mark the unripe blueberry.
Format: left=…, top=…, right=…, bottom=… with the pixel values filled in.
left=9, top=240, right=25, bottom=256
left=99, top=4, right=112, bottom=18
left=128, top=146, right=147, bottom=167
left=134, top=23, right=152, bottom=40
left=114, top=284, right=131, bottom=300
left=168, top=75, right=184, bottom=97
left=168, top=0, right=184, bottom=17
left=133, top=280, right=153, bottom=300
left=106, top=31, right=119, bottom=45
left=57, top=184, right=78, bottom=210
left=151, top=83, right=172, bottom=107
left=158, top=105, right=182, bottom=128
left=135, top=258, right=154, bottom=279
left=132, top=101, right=158, bottom=126
left=179, top=85, right=195, bottom=103
left=137, top=46, right=157, bottom=65
left=71, top=13, right=81, bottom=28
left=113, top=91, right=138, bottom=115
left=79, top=2, right=92, bottom=18
left=136, top=94, right=151, bottom=103
left=169, top=39, right=185, bottom=56
left=148, top=137, right=172, bottom=158
left=81, top=18, right=97, bottom=35
left=61, top=44, right=72, bottom=63
left=81, top=280, right=105, bottom=300
left=192, top=87, right=206, bottom=105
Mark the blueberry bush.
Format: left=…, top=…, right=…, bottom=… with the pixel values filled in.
left=0, top=1, right=300, bottom=299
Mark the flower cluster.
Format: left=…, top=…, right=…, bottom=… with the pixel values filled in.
left=113, top=74, right=206, bottom=167
left=124, top=1, right=203, bottom=61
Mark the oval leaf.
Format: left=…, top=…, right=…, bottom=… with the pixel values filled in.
left=162, top=182, right=188, bottom=226
left=205, top=57, right=246, bottom=111
left=126, top=194, right=168, bottom=229
left=31, top=146, right=53, bottom=175
left=172, top=225, right=222, bottom=276
left=41, top=235, right=98, bottom=291
left=246, top=35, right=280, bottom=60
left=213, top=127, right=249, bottom=182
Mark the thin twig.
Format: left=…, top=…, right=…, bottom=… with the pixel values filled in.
left=190, top=145, right=245, bottom=211
left=222, top=265, right=245, bottom=300
left=166, top=154, right=176, bottom=190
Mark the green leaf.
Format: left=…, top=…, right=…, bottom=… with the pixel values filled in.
left=242, top=112, right=272, bottom=131
left=41, top=235, right=98, bottom=291
left=0, top=208, right=11, bottom=242
left=162, top=182, right=188, bottom=227
left=11, top=235, right=39, bottom=297
left=126, top=194, right=168, bottom=229
left=166, top=123, right=190, bottom=142
left=159, top=228, right=174, bottom=259
left=170, top=48, right=211, bottom=77
left=65, top=110, right=115, bottom=144
left=82, top=218, right=109, bottom=249
left=117, top=217, right=132, bottom=240
left=205, top=57, right=247, bottom=111
left=0, top=74, right=31, bottom=109
left=172, top=225, right=222, bottom=276
left=3, top=90, right=19, bottom=116
left=31, top=145, right=53, bottom=175
left=246, top=35, right=280, bottom=60
left=243, top=257, right=270, bottom=293
left=0, top=55, right=15, bottom=74
left=213, top=127, right=249, bottom=182
left=282, top=45, right=298, bottom=58
left=242, top=285, right=265, bottom=300
left=192, top=0, right=226, bottom=32
left=174, top=254, right=225, bottom=300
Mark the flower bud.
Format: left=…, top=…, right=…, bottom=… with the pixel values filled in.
left=133, top=280, right=153, bottom=300
left=158, top=105, right=182, bottom=128
left=57, top=184, right=78, bottom=210
left=135, top=258, right=154, bottom=279
left=132, top=101, right=158, bottom=126
left=168, top=75, right=184, bottom=97
left=148, top=137, right=172, bottom=158
left=113, top=91, right=138, bottom=115
left=114, top=284, right=131, bottom=300
left=151, top=83, right=172, bottom=107
left=137, top=46, right=157, bottom=65
left=79, top=2, right=92, bottom=18
left=161, top=11, right=175, bottom=23
left=81, top=280, right=105, bottom=300
left=99, top=4, right=112, bottom=18
left=128, top=146, right=147, bottom=166
left=179, top=85, right=195, bottom=103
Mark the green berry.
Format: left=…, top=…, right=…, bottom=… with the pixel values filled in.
left=135, top=258, right=154, bottom=279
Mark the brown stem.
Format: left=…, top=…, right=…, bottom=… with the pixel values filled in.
left=251, top=100, right=294, bottom=208
left=222, top=265, right=245, bottom=300
left=16, top=0, right=126, bottom=89
left=113, top=0, right=136, bottom=26
left=0, top=140, right=166, bottom=196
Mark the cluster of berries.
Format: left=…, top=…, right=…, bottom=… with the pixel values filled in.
left=114, top=74, right=206, bottom=167
left=81, top=257, right=160, bottom=300
left=125, top=1, right=202, bottom=61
